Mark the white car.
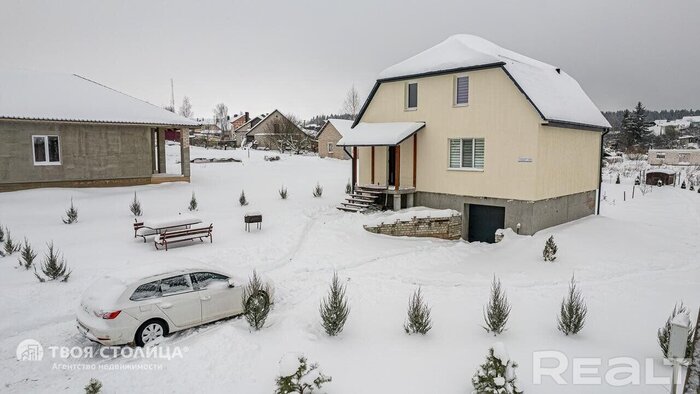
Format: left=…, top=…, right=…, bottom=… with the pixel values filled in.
left=76, top=268, right=267, bottom=346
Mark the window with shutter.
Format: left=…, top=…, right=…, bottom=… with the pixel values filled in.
left=448, top=138, right=484, bottom=170
left=455, top=76, right=469, bottom=105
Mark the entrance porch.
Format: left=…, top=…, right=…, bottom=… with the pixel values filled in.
left=150, top=126, right=193, bottom=184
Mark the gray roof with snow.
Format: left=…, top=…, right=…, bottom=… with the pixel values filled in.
left=377, top=35, right=611, bottom=130
left=0, top=70, right=199, bottom=127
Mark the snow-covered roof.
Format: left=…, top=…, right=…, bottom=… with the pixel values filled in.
left=647, top=168, right=676, bottom=175
left=0, top=69, right=200, bottom=127
left=325, top=119, right=353, bottom=137
left=337, top=122, right=425, bottom=146
left=376, top=35, right=610, bottom=129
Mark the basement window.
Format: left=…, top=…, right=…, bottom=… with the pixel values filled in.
left=32, top=135, right=61, bottom=165
left=406, top=82, right=418, bottom=110
left=449, top=138, right=484, bottom=170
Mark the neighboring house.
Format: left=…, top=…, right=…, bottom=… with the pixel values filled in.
left=645, top=169, right=676, bottom=186
left=317, top=119, right=352, bottom=159
left=242, top=110, right=309, bottom=151
left=337, top=35, right=611, bottom=242
left=648, top=149, right=700, bottom=166
left=233, top=113, right=267, bottom=147
left=649, top=118, right=695, bottom=136
left=0, top=70, right=199, bottom=192
left=230, top=112, right=249, bottom=136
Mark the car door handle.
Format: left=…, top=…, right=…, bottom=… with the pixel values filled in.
left=159, top=302, right=173, bottom=309
left=200, top=295, right=212, bottom=301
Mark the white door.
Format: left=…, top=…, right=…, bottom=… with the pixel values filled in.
left=192, top=272, right=244, bottom=322
left=157, top=275, right=202, bottom=328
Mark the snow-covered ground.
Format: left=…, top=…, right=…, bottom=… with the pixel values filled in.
left=0, top=146, right=698, bottom=393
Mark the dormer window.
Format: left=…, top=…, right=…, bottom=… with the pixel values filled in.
left=406, top=82, right=418, bottom=110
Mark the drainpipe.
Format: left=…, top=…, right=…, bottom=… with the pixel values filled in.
left=343, top=146, right=356, bottom=193
left=597, top=129, right=610, bottom=215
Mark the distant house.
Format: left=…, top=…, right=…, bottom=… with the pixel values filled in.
left=233, top=113, right=267, bottom=147
left=230, top=112, right=249, bottom=136
left=337, top=35, right=610, bottom=242
left=237, top=110, right=309, bottom=151
left=648, top=149, right=700, bottom=166
left=0, top=70, right=199, bottom=192
left=648, top=116, right=700, bottom=136
left=317, top=119, right=352, bottom=159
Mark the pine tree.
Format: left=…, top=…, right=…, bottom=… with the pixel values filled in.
left=621, top=102, right=654, bottom=150
left=345, top=181, right=352, bottom=194
left=279, top=186, right=288, bottom=200
left=312, top=182, right=323, bottom=197
left=557, top=275, right=587, bottom=335
left=35, top=242, right=71, bottom=282
left=3, top=229, right=21, bottom=256
left=681, top=181, right=687, bottom=189
left=188, top=192, right=198, bottom=211
left=18, top=238, right=37, bottom=270
left=658, top=302, right=696, bottom=359
left=483, top=276, right=511, bottom=335
left=319, top=272, right=350, bottom=336
left=239, top=190, right=249, bottom=206
left=84, top=378, right=102, bottom=394
left=62, top=198, right=78, bottom=224
left=471, top=344, right=523, bottom=394
left=242, top=270, right=272, bottom=330
left=615, top=174, right=621, bottom=184
left=0, top=225, right=4, bottom=243
left=543, top=235, right=558, bottom=262
left=129, top=192, right=142, bottom=217
left=404, top=287, right=432, bottom=335
left=275, top=355, right=332, bottom=394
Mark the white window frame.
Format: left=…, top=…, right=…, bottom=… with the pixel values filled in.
left=327, top=142, right=334, bottom=154
left=453, top=74, right=469, bottom=107
left=447, top=138, right=485, bottom=171
left=32, top=135, right=61, bottom=166
left=405, top=81, right=418, bottom=111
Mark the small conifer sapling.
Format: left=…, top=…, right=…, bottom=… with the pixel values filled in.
left=404, top=287, right=432, bottom=335
left=319, top=272, right=350, bottom=336
left=62, top=198, right=78, bottom=224
left=483, top=276, right=511, bottom=335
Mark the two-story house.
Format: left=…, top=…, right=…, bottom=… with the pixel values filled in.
left=338, top=35, right=611, bottom=242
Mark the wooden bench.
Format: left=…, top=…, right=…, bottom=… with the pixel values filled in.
left=154, top=224, right=213, bottom=251
left=133, top=220, right=158, bottom=242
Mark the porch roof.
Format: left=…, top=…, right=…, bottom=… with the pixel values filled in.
left=337, top=121, right=425, bottom=147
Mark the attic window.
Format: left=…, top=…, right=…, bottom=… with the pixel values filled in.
left=454, top=76, right=469, bottom=106
left=406, top=82, right=418, bottom=110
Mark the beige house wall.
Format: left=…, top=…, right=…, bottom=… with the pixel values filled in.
left=648, top=149, right=700, bottom=166
left=317, top=123, right=349, bottom=159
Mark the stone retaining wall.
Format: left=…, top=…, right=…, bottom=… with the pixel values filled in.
left=363, top=214, right=462, bottom=240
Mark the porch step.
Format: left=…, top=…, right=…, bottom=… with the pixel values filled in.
left=349, top=194, right=376, bottom=201
left=336, top=205, right=362, bottom=213
left=341, top=201, right=370, bottom=209
left=355, top=189, right=383, bottom=196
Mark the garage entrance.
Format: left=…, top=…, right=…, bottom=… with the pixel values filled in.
left=467, top=204, right=505, bottom=243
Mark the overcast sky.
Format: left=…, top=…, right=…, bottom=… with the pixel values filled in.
left=1, top=0, right=698, bottom=120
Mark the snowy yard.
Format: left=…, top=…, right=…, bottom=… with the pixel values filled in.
left=0, top=145, right=698, bottom=393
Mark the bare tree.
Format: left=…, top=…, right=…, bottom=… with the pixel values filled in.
left=179, top=96, right=193, bottom=118
left=163, top=105, right=175, bottom=113
left=342, top=85, right=361, bottom=120
left=213, top=103, right=230, bottom=134
left=262, top=115, right=314, bottom=154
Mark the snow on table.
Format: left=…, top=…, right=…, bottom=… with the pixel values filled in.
left=140, top=213, right=202, bottom=232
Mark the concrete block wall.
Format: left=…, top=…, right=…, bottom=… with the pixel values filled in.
left=363, top=214, right=462, bottom=240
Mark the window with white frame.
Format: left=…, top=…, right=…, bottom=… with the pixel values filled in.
left=406, top=82, right=418, bottom=110
left=32, top=135, right=61, bottom=165
left=327, top=142, right=334, bottom=153
left=454, top=76, right=469, bottom=106
left=449, top=138, right=484, bottom=169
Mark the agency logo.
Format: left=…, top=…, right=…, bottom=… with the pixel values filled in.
left=16, top=339, right=44, bottom=362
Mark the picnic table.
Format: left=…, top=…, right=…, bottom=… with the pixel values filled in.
left=134, top=213, right=203, bottom=242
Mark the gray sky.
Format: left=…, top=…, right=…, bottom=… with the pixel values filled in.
left=1, top=0, right=699, bottom=120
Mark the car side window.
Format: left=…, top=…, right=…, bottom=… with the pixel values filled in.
left=130, top=281, right=161, bottom=301
left=160, top=275, right=193, bottom=296
left=191, top=272, right=230, bottom=290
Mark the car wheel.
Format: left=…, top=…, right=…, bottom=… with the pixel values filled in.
left=245, top=290, right=270, bottom=312
left=135, top=320, right=168, bottom=347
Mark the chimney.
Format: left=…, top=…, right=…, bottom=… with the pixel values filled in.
left=245, top=111, right=249, bottom=121
left=555, top=68, right=561, bottom=74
